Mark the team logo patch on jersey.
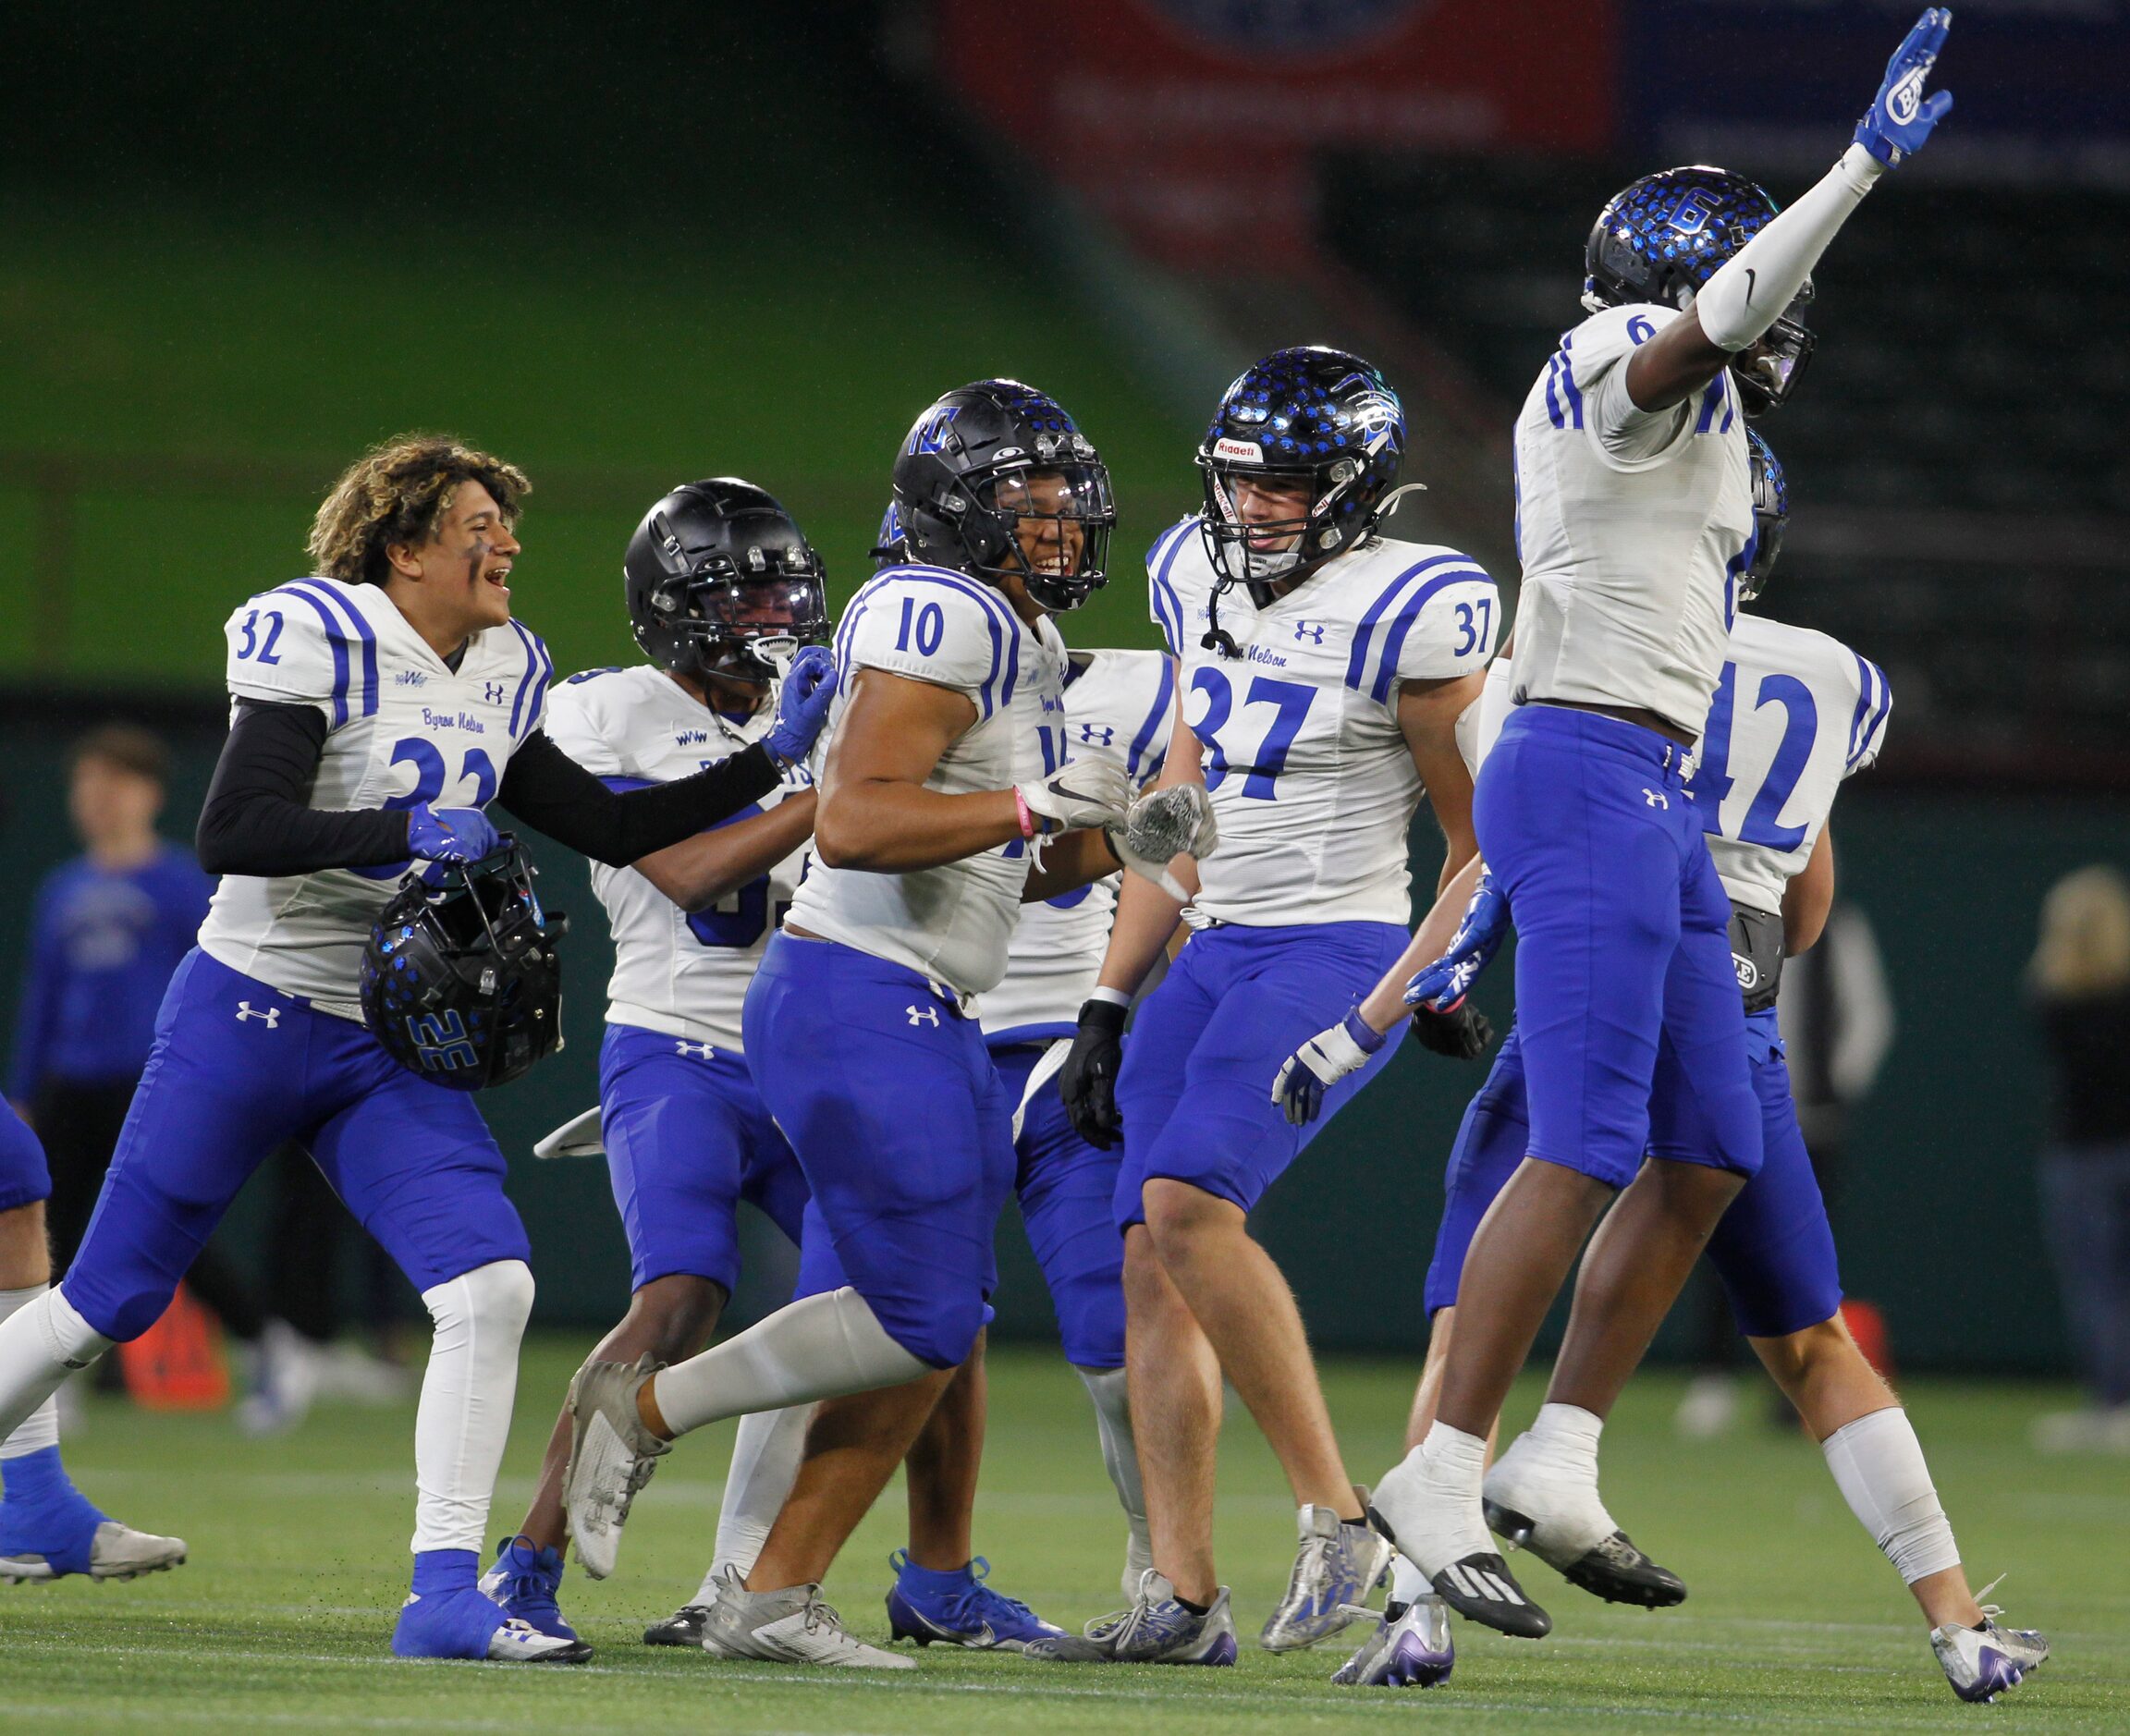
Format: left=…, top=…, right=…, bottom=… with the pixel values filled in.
left=1213, top=437, right=1263, bottom=464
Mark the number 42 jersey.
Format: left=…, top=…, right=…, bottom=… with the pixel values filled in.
left=196, top=576, right=556, bottom=1016
left=545, top=664, right=812, bottom=1054
left=1145, top=519, right=1496, bottom=927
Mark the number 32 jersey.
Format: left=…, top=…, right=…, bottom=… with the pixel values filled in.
left=196, top=576, right=556, bottom=1015
left=1146, top=520, right=1496, bottom=928
left=545, top=665, right=811, bottom=1054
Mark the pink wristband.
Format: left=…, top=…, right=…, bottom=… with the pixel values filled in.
left=1014, top=788, right=1040, bottom=840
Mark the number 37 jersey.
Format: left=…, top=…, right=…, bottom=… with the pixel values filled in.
left=545, top=665, right=811, bottom=1053
left=1146, top=519, right=1496, bottom=927
left=196, top=576, right=557, bottom=1014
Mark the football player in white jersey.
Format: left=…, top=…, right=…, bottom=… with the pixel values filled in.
left=559, top=382, right=1208, bottom=1667
left=477, top=479, right=829, bottom=1645
left=0, top=437, right=839, bottom=1663
left=655, top=643, right=1179, bottom=1653
left=1029, top=348, right=1495, bottom=1667
left=1340, top=13, right=1965, bottom=1641
left=1291, top=433, right=2049, bottom=1700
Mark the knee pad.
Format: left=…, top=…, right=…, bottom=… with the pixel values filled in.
left=880, top=1288, right=986, bottom=1372
left=424, top=1259, right=534, bottom=1340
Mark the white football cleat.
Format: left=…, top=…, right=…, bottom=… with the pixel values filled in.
left=701, top=1567, right=913, bottom=1669
left=561, top=1354, right=670, bottom=1580
left=1932, top=1613, right=2050, bottom=1703
left=0, top=1520, right=188, bottom=1583
left=1330, top=1594, right=1454, bottom=1688
left=485, top=1617, right=593, bottom=1664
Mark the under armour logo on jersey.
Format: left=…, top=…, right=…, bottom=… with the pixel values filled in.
left=234, top=1001, right=281, bottom=1027
left=1293, top=621, right=1326, bottom=644
left=906, top=1005, right=940, bottom=1027
left=484, top=680, right=507, bottom=705
left=676, top=1040, right=716, bottom=1059
left=1643, top=789, right=1669, bottom=809
left=1077, top=723, right=1116, bottom=747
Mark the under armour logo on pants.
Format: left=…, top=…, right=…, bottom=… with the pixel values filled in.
left=235, top=1001, right=281, bottom=1027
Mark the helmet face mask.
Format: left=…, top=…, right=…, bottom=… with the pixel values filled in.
left=889, top=381, right=1117, bottom=612
left=627, top=484, right=830, bottom=688
left=1728, top=297, right=1816, bottom=419
left=1196, top=348, right=1406, bottom=600
left=1738, top=428, right=1790, bottom=603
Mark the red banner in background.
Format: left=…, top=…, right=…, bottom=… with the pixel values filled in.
left=932, top=0, right=1615, bottom=267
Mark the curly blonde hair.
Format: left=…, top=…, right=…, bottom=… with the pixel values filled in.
left=307, top=434, right=531, bottom=586
left=2031, top=864, right=2130, bottom=1001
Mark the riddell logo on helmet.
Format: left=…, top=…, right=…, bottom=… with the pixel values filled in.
left=1213, top=438, right=1262, bottom=463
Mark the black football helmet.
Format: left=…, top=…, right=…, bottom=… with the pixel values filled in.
left=625, top=479, right=830, bottom=687
left=1740, top=429, right=1789, bottom=603
left=1582, top=165, right=1816, bottom=418
left=888, top=380, right=1116, bottom=612
left=360, top=840, right=567, bottom=1093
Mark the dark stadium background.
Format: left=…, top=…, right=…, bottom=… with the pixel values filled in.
left=1, top=0, right=2122, bottom=1375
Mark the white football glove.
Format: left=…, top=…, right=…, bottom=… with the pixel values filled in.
left=1271, top=1007, right=1388, bottom=1128
left=1017, top=759, right=1132, bottom=834
left=1107, top=784, right=1218, bottom=901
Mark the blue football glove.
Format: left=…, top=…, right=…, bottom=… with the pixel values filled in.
left=1855, top=7, right=1954, bottom=167
left=762, top=644, right=839, bottom=766
left=1403, top=867, right=1508, bottom=1013
left=1271, top=1006, right=1388, bottom=1129
left=405, top=804, right=500, bottom=864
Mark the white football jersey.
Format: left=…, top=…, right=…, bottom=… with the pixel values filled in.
left=1472, top=615, right=1891, bottom=916
left=544, top=664, right=811, bottom=1052
left=1509, top=302, right=1756, bottom=740
left=1147, top=519, right=1496, bottom=927
left=197, top=578, right=554, bottom=1014
left=980, top=648, right=1175, bottom=1044
left=787, top=563, right=1068, bottom=997
left=1691, top=613, right=1891, bottom=915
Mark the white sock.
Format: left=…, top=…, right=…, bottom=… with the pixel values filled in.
left=1389, top=1551, right=1430, bottom=1609
left=0, top=1287, right=61, bottom=1459
left=1399, top=1423, right=1493, bottom=1573
left=1524, top=1401, right=1604, bottom=1476
left=0, top=1285, right=107, bottom=1443
left=1821, top=1405, right=1963, bottom=1586
left=699, top=1402, right=814, bottom=1595
left=651, top=1288, right=930, bottom=1438
left=1074, top=1364, right=1151, bottom=1591
left=410, top=1260, right=533, bottom=1556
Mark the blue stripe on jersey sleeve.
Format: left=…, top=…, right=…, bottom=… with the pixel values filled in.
left=525, top=633, right=556, bottom=737
left=851, top=568, right=1014, bottom=718
left=281, top=581, right=381, bottom=719
left=1346, top=554, right=1468, bottom=695
left=1845, top=653, right=1875, bottom=765
left=1852, top=659, right=1893, bottom=767
left=268, top=584, right=352, bottom=727
left=1695, top=375, right=1726, bottom=434
left=1126, top=654, right=1177, bottom=781
left=599, top=774, right=658, bottom=794
left=1146, top=519, right=1195, bottom=657
left=1369, top=569, right=1493, bottom=703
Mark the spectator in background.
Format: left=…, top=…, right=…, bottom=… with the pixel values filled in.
left=1678, top=897, right=1896, bottom=1437
left=2028, top=864, right=2130, bottom=1455
left=11, top=726, right=214, bottom=1275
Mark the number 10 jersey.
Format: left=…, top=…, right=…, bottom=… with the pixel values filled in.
left=545, top=664, right=812, bottom=1054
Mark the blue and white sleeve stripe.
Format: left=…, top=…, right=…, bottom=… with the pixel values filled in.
left=1846, top=656, right=1892, bottom=768
left=1346, top=556, right=1488, bottom=703
left=1125, top=655, right=1176, bottom=783
left=269, top=581, right=378, bottom=727
left=1146, top=519, right=1195, bottom=658
left=507, top=621, right=556, bottom=738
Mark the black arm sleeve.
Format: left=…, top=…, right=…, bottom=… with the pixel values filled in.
left=496, top=728, right=783, bottom=867
left=196, top=701, right=412, bottom=876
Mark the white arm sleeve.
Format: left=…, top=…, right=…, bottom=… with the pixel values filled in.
left=1693, top=145, right=1885, bottom=352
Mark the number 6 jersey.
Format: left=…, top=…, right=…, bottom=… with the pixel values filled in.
left=544, top=665, right=812, bottom=1054
left=197, top=576, right=555, bottom=1017
left=1145, top=518, right=1496, bottom=928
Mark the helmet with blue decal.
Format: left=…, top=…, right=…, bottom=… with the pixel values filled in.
left=360, top=839, right=568, bottom=1093
left=1741, top=429, right=1788, bottom=603
left=624, top=478, right=829, bottom=688
left=888, top=379, right=1116, bottom=612
left=1195, top=347, right=1407, bottom=602
left=1583, top=165, right=1817, bottom=417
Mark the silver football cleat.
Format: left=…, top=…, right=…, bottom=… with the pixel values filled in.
left=560, top=1354, right=670, bottom=1580
left=0, top=1520, right=188, bottom=1583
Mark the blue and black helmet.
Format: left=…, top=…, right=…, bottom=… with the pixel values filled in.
left=1196, top=346, right=1408, bottom=602
left=888, top=379, right=1116, bottom=612
left=360, top=841, right=567, bottom=1093
left=1742, top=429, right=1789, bottom=602
left=1583, top=165, right=1817, bottom=417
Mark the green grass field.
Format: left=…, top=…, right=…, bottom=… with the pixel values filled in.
left=2, top=1339, right=2122, bottom=1732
